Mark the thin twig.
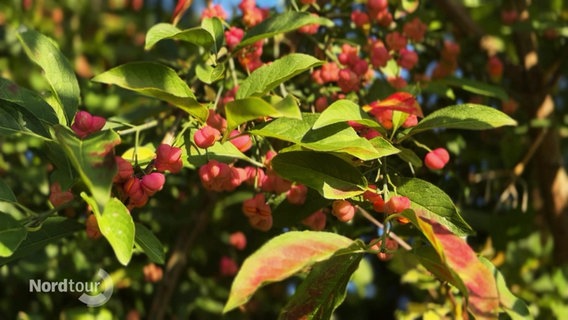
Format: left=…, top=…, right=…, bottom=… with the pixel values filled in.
left=357, top=206, right=412, bottom=251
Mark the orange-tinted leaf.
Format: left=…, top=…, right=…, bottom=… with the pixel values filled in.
left=223, top=231, right=353, bottom=313
left=403, top=211, right=499, bottom=319
left=362, top=92, right=424, bottom=117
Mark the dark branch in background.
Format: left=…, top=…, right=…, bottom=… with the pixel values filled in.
left=510, top=0, right=568, bottom=265
left=148, top=192, right=215, bottom=319
left=431, top=0, right=484, bottom=38
left=432, top=0, right=568, bottom=264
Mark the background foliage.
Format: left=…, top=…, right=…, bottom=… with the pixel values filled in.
left=0, top=0, right=567, bottom=319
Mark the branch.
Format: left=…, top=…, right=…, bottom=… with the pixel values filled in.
left=430, top=0, right=484, bottom=38
left=357, top=206, right=412, bottom=251
left=148, top=192, right=215, bottom=319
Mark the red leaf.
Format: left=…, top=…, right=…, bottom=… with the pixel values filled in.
left=172, top=0, right=193, bottom=25
left=405, top=211, right=499, bottom=318
left=223, top=231, right=353, bottom=313
left=362, top=92, right=424, bottom=117
left=430, top=221, right=499, bottom=318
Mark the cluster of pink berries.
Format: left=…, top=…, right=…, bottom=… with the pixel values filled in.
left=312, top=44, right=373, bottom=94
left=115, top=144, right=182, bottom=210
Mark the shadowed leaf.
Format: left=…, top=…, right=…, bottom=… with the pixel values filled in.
left=280, top=241, right=365, bottom=320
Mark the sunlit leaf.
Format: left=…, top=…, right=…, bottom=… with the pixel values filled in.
left=83, top=194, right=134, bottom=266
left=223, top=231, right=353, bottom=313
left=236, top=12, right=334, bottom=50
left=237, top=54, right=323, bottom=99
left=479, top=257, right=533, bottom=320
left=92, top=62, right=208, bottom=121
left=404, top=211, right=499, bottom=318
left=18, top=29, right=79, bottom=124
left=410, top=104, right=517, bottom=135
left=145, top=23, right=214, bottom=51
left=250, top=114, right=383, bottom=161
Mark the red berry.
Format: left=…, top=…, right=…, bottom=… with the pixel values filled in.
left=302, top=210, right=327, bottom=231
left=141, top=172, right=166, bottom=196
left=229, top=130, right=252, bottom=152
left=229, top=231, right=247, bottom=250
left=286, top=184, right=308, bottom=205
left=86, top=214, right=101, bottom=239
left=155, top=144, right=183, bottom=173
left=248, top=214, right=273, bottom=231
left=194, top=125, right=220, bottom=149
left=332, top=200, right=356, bottom=222
left=424, top=148, right=450, bottom=170
left=384, top=196, right=411, bottom=214
left=242, top=193, right=271, bottom=218
left=143, top=263, right=163, bottom=283
left=114, top=156, right=134, bottom=183
left=225, top=27, right=244, bottom=50
left=219, top=256, right=239, bottom=276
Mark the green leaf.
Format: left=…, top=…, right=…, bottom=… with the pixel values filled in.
left=250, top=114, right=383, bottom=161
left=201, top=17, right=224, bottom=54
left=271, top=151, right=367, bottom=199
left=0, top=78, right=59, bottom=126
left=0, top=217, right=82, bottom=266
left=395, top=177, right=473, bottom=236
left=87, top=195, right=134, bottom=266
left=236, top=12, right=333, bottom=50
left=92, top=62, right=208, bottom=121
left=396, top=147, right=423, bottom=168
left=54, top=126, right=120, bottom=210
left=224, top=95, right=301, bottom=133
left=185, top=130, right=259, bottom=168
left=196, top=62, right=226, bottom=84
left=0, top=100, right=51, bottom=138
left=410, top=104, right=517, bottom=135
left=135, top=223, right=165, bottom=265
left=479, top=257, right=533, bottom=320
left=45, top=141, right=76, bottom=190
left=312, top=99, right=381, bottom=132
left=18, top=29, right=79, bottom=124
left=280, top=241, right=365, bottom=320
left=368, top=137, right=400, bottom=157
left=435, top=77, right=509, bottom=101
left=145, top=23, right=215, bottom=51
left=223, top=231, right=353, bottom=313
left=237, top=54, right=323, bottom=99
left=0, top=179, right=16, bottom=203
left=0, top=213, right=27, bottom=257
left=272, top=188, right=332, bottom=227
